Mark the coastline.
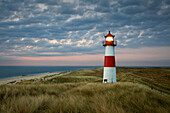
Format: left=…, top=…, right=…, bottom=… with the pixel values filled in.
left=0, top=72, right=61, bottom=85
left=0, top=66, right=101, bottom=85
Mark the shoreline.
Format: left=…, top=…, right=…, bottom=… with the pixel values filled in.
left=0, top=72, right=61, bottom=85
left=1, top=66, right=169, bottom=85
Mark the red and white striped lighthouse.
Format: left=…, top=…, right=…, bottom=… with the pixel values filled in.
left=103, top=31, right=117, bottom=83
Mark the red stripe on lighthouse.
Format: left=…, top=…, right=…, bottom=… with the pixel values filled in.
left=104, top=56, right=115, bottom=67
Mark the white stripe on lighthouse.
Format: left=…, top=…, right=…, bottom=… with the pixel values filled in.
left=105, top=46, right=115, bottom=56
left=103, top=67, right=116, bottom=83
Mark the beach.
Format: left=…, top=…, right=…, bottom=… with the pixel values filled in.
left=0, top=66, right=101, bottom=85
left=0, top=72, right=63, bottom=85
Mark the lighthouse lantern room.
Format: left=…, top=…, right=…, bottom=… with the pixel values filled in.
left=103, top=31, right=117, bottom=83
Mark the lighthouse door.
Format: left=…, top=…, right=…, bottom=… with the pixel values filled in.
left=104, top=79, right=107, bottom=83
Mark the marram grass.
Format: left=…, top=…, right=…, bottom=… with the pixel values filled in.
left=0, top=67, right=170, bottom=113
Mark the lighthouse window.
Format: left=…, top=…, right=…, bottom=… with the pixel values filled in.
left=106, top=37, right=113, bottom=41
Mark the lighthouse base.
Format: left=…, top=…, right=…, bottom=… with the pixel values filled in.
left=103, top=67, right=116, bottom=83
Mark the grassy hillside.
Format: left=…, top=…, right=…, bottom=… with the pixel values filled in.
left=0, top=67, right=170, bottom=113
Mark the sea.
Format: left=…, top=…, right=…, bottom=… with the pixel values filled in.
left=0, top=66, right=102, bottom=79
left=0, top=66, right=169, bottom=79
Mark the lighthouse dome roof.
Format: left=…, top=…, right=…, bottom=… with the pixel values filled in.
left=105, top=31, right=115, bottom=38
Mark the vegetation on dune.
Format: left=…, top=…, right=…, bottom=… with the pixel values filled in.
left=117, top=68, right=170, bottom=94
left=0, top=67, right=170, bottom=113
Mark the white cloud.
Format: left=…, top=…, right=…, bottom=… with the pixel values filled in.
left=63, top=0, right=78, bottom=4
left=120, top=43, right=127, bottom=46
left=49, top=39, right=59, bottom=44
left=14, top=45, right=19, bottom=48
left=157, top=3, right=170, bottom=15
left=64, top=39, right=73, bottom=45
left=6, top=40, right=10, bottom=43
left=25, top=46, right=33, bottom=49
left=9, top=26, right=15, bottom=29
left=39, top=52, right=62, bottom=55
left=66, top=15, right=82, bottom=23
left=148, top=36, right=152, bottom=38
left=125, top=38, right=133, bottom=43
left=20, top=38, right=26, bottom=41
left=2, top=18, right=20, bottom=22
left=36, top=4, right=48, bottom=12
left=34, top=39, right=40, bottom=43
left=138, top=31, right=144, bottom=38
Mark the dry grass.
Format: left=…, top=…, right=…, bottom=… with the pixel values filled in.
left=0, top=67, right=170, bottom=113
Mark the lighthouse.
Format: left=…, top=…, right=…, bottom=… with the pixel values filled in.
left=103, top=31, right=117, bottom=83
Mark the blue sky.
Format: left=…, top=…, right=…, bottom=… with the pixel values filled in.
left=0, top=0, right=170, bottom=66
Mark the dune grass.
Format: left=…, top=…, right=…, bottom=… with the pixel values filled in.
left=0, top=67, right=170, bottom=113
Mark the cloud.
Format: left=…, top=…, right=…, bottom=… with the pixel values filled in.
left=1, top=46, right=169, bottom=66
left=0, top=0, right=169, bottom=66
left=116, top=46, right=170, bottom=61
left=138, top=31, right=144, bottom=38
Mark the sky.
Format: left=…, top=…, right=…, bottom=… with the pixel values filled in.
left=0, top=0, right=170, bottom=66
